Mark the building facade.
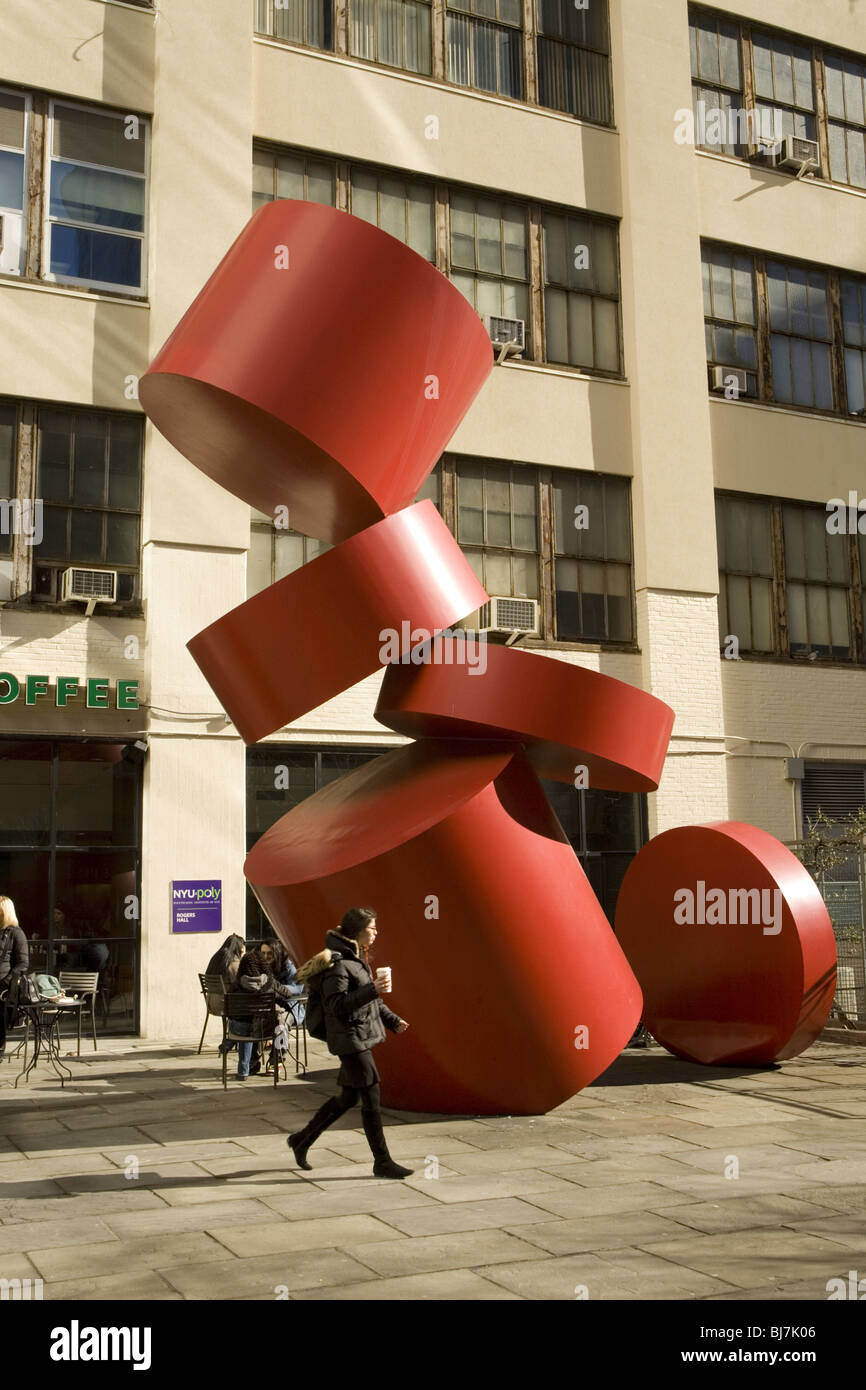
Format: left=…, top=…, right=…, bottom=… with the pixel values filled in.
left=0, top=0, right=864, bottom=1037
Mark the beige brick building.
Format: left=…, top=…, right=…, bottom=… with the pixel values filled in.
left=0, top=0, right=864, bottom=1037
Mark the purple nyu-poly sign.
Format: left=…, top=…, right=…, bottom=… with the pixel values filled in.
left=170, top=879, right=222, bottom=934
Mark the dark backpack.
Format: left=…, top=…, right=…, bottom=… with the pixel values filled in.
left=304, top=976, right=328, bottom=1041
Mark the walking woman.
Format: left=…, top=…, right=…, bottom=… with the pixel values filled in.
left=0, top=896, right=29, bottom=1060
left=288, top=907, right=412, bottom=1180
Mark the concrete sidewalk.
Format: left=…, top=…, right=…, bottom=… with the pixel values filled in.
left=0, top=1036, right=864, bottom=1301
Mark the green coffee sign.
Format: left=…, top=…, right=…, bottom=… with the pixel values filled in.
left=0, top=674, right=139, bottom=709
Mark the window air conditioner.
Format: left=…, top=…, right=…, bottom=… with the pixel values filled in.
left=763, top=135, right=820, bottom=176
left=483, top=315, right=525, bottom=360
left=61, top=567, right=118, bottom=615
left=477, top=596, right=539, bottom=636
left=708, top=364, right=757, bottom=399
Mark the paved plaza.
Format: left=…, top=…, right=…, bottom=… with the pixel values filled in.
left=0, top=1036, right=864, bottom=1301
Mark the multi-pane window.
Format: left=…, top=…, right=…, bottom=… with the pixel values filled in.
left=252, top=148, right=335, bottom=212
left=715, top=495, right=775, bottom=652
left=350, top=167, right=435, bottom=260
left=253, top=145, right=622, bottom=373
left=456, top=459, right=539, bottom=600
left=447, top=0, right=523, bottom=100
left=689, top=10, right=744, bottom=156
left=46, top=102, right=147, bottom=295
left=248, top=511, right=331, bottom=598
left=752, top=31, right=816, bottom=142
left=702, top=246, right=758, bottom=391
left=542, top=213, right=619, bottom=371
left=703, top=243, right=866, bottom=417
left=552, top=472, right=632, bottom=642
left=255, top=0, right=333, bottom=50
left=688, top=9, right=866, bottom=192
left=0, top=89, right=28, bottom=277
left=536, top=0, right=612, bottom=124
left=783, top=504, right=852, bottom=660
left=33, top=408, right=142, bottom=603
left=842, top=278, right=866, bottom=416
left=767, top=262, right=832, bottom=410
left=351, top=0, right=432, bottom=74
left=449, top=192, right=530, bottom=340
left=825, top=53, right=866, bottom=189
left=715, top=493, right=866, bottom=663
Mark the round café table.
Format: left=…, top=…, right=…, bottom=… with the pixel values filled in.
left=6, top=999, right=83, bottom=1088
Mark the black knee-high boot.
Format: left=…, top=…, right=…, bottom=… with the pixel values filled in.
left=361, top=1110, right=413, bottom=1179
left=287, top=1096, right=350, bottom=1170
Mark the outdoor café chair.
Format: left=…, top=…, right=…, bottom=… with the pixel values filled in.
left=57, top=971, right=101, bottom=1054
left=221, top=993, right=281, bottom=1089
left=198, top=972, right=229, bottom=1053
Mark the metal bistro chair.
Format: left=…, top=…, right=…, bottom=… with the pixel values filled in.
left=222, top=993, right=282, bottom=1089
left=198, top=972, right=230, bottom=1053
left=57, top=972, right=101, bottom=1054
left=285, top=995, right=309, bottom=1075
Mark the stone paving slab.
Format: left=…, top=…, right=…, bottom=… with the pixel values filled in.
left=0, top=1038, right=863, bottom=1301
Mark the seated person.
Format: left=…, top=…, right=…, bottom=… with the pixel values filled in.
left=229, top=942, right=296, bottom=1080
left=269, top=940, right=307, bottom=1026
left=205, top=935, right=246, bottom=1057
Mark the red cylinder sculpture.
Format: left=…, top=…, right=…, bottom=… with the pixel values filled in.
left=246, top=740, right=643, bottom=1114
left=140, top=201, right=493, bottom=545
left=614, top=821, right=837, bottom=1065
left=375, top=636, right=675, bottom=790
left=187, top=502, right=488, bottom=742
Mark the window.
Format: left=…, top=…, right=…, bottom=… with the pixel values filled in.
left=767, top=262, right=832, bottom=410
left=31, top=407, right=142, bottom=604
left=447, top=0, right=523, bottom=99
left=248, top=511, right=331, bottom=598
left=541, top=778, right=647, bottom=922
left=783, top=503, right=851, bottom=660
left=715, top=494, right=775, bottom=652
left=752, top=30, right=816, bottom=143
left=351, top=0, right=432, bottom=74
left=689, top=9, right=744, bottom=155
left=842, top=278, right=866, bottom=416
left=714, top=492, right=866, bottom=663
left=449, top=191, right=530, bottom=340
left=536, top=0, right=612, bottom=123
left=456, top=459, right=539, bottom=599
left=253, top=144, right=622, bottom=373
left=252, top=148, right=335, bottom=212
left=688, top=9, right=866, bottom=192
left=552, top=471, right=632, bottom=641
left=441, top=456, right=634, bottom=644
left=349, top=167, right=435, bottom=260
left=0, top=88, right=28, bottom=276
left=825, top=53, right=866, bottom=188
left=543, top=212, right=619, bottom=371
left=255, top=0, right=333, bottom=50
left=46, top=102, right=147, bottom=294
left=701, top=245, right=758, bottom=390
left=703, top=243, right=866, bottom=417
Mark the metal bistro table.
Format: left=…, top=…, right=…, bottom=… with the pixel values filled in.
left=5, top=999, right=84, bottom=1088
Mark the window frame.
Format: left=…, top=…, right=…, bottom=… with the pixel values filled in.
left=0, top=396, right=144, bottom=612
left=715, top=489, right=866, bottom=665
left=254, top=0, right=335, bottom=54
left=0, top=86, right=31, bottom=279
left=688, top=5, right=866, bottom=193
left=703, top=240, right=866, bottom=421
left=43, top=98, right=149, bottom=298
left=441, top=454, right=636, bottom=648
left=446, top=0, right=525, bottom=101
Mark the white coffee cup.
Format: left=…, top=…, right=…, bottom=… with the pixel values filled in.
left=375, top=966, right=392, bottom=993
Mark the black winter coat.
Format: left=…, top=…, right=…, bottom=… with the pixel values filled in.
left=321, top=929, right=401, bottom=1057
left=0, top=925, right=28, bottom=985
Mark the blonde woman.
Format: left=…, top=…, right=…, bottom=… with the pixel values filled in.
left=0, top=897, right=29, bottom=1058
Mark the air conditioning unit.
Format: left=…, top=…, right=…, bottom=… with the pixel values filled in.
left=477, top=596, right=539, bottom=636
left=708, top=364, right=757, bottom=399
left=61, top=567, right=118, bottom=616
left=763, top=135, right=820, bottom=176
left=483, top=315, right=525, bottom=360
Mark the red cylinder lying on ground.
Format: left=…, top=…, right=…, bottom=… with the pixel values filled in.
left=614, top=821, right=837, bottom=1065
left=139, top=200, right=493, bottom=545
left=245, top=740, right=643, bottom=1114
